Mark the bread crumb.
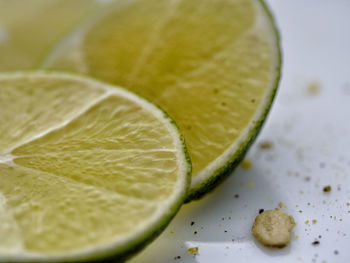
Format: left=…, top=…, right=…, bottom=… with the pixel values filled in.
left=248, top=181, right=256, bottom=188
left=306, top=81, right=321, bottom=96
left=187, top=247, right=199, bottom=255
left=278, top=202, right=287, bottom=208
left=241, top=159, right=252, bottom=170
left=252, top=210, right=295, bottom=248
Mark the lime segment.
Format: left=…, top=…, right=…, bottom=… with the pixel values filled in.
left=0, top=72, right=190, bottom=262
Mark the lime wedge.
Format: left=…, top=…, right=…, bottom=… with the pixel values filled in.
left=43, top=0, right=281, bottom=200
left=0, top=72, right=190, bottom=262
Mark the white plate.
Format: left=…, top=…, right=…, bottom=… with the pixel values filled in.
left=130, top=1, right=350, bottom=262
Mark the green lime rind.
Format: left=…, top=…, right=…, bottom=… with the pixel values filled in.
left=0, top=71, right=192, bottom=263
left=186, top=0, right=282, bottom=202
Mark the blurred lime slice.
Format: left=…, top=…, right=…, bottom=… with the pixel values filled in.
left=0, top=0, right=113, bottom=70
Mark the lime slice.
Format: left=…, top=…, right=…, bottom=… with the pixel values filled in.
left=0, top=72, right=190, bottom=262
left=0, top=0, right=114, bottom=70
left=43, top=0, right=281, bottom=200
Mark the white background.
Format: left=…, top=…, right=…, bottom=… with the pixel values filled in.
left=130, top=1, right=350, bottom=262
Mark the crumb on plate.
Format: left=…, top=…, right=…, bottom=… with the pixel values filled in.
left=252, top=210, right=296, bottom=248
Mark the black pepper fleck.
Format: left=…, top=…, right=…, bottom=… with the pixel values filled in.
left=191, top=221, right=195, bottom=226
left=312, top=241, right=320, bottom=246
left=258, top=141, right=273, bottom=150
left=323, top=186, right=331, bottom=192
left=304, top=176, right=311, bottom=182
left=259, top=209, right=264, bottom=214
left=234, top=194, right=239, bottom=198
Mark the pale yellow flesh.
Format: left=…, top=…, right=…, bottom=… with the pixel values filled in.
left=45, top=0, right=275, bottom=181
left=0, top=0, right=109, bottom=70
left=0, top=73, right=184, bottom=255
